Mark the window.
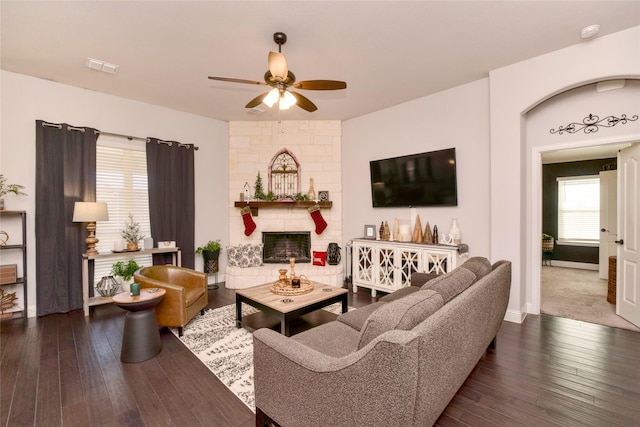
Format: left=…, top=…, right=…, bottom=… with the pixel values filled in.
left=557, top=175, right=600, bottom=246
left=94, top=137, right=152, bottom=285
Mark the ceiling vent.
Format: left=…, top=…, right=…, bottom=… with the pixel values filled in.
left=86, top=57, right=119, bottom=74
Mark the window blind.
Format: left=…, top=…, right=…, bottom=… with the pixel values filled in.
left=557, top=175, right=600, bottom=245
left=94, top=137, right=152, bottom=285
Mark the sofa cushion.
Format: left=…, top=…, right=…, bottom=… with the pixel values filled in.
left=337, top=302, right=386, bottom=331
left=378, top=286, right=420, bottom=303
left=421, top=267, right=476, bottom=302
left=460, top=257, right=492, bottom=280
left=357, top=289, right=444, bottom=349
left=409, top=272, right=439, bottom=288
left=291, top=321, right=360, bottom=357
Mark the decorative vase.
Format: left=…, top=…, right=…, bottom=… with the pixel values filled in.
left=327, top=243, right=342, bottom=265
left=127, top=242, right=138, bottom=251
left=95, top=276, right=120, bottom=297
left=0, top=198, right=4, bottom=210
left=307, top=178, right=316, bottom=200
left=449, top=219, right=461, bottom=244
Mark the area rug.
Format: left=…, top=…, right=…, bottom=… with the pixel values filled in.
left=541, top=266, right=640, bottom=332
left=170, top=302, right=349, bottom=411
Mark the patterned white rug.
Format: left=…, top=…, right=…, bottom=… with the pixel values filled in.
left=170, top=302, right=348, bottom=411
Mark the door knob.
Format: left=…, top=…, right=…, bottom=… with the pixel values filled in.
left=601, top=228, right=608, bottom=232
left=615, top=239, right=624, bottom=245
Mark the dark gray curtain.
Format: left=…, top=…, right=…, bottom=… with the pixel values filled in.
left=146, top=138, right=195, bottom=268
left=35, top=121, right=97, bottom=315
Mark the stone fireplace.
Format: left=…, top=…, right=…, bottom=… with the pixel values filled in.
left=262, top=232, right=311, bottom=263
left=226, top=120, right=344, bottom=289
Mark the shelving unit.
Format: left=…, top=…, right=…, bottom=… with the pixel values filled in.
left=81, top=247, right=181, bottom=316
left=0, top=210, right=28, bottom=322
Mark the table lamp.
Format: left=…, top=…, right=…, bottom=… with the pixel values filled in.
left=73, top=202, right=109, bottom=256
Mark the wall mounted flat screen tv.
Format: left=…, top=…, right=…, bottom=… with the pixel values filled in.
left=370, top=148, right=458, bottom=207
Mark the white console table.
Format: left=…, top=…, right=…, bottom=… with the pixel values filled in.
left=351, top=239, right=466, bottom=297
left=82, top=247, right=181, bottom=316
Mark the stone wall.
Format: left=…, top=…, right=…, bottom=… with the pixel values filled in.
left=227, top=120, right=343, bottom=288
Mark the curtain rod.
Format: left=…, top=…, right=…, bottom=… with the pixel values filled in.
left=40, top=122, right=199, bottom=150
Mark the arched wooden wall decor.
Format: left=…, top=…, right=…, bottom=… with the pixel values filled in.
left=268, top=148, right=301, bottom=199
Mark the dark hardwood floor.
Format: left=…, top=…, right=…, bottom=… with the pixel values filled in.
left=1, top=282, right=639, bottom=427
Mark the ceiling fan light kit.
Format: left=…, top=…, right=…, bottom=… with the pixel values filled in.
left=208, top=32, right=346, bottom=113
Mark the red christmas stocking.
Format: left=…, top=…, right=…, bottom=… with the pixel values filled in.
left=308, top=205, right=327, bottom=234
left=241, top=206, right=256, bottom=236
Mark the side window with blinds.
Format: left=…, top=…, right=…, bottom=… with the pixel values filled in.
left=557, top=175, right=600, bottom=246
left=94, top=137, right=152, bottom=285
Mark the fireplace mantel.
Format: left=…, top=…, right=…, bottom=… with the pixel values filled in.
left=234, top=200, right=332, bottom=210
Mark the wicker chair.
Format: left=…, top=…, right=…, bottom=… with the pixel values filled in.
left=134, top=265, right=207, bottom=336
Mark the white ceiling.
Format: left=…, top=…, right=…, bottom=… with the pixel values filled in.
left=1, top=1, right=639, bottom=122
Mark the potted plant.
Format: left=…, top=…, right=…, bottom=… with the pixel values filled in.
left=542, top=233, right=554, bottom=252
left=0, top=174, right=27, bottom=210
left=196, top=239, right=222, bottom=278
left=111, top=259, right=143, bottom=283
left=542, top=233, right=554, bottom=265
left=121, top=213, right=145, bottom=251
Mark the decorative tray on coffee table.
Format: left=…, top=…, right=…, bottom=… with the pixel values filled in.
left=270, top=278, right=314, bottom=296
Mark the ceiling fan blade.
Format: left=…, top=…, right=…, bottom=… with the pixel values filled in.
left=208, top=76, right=267, bottom=86
left=289, top=91, right=318, bottom=112
left=245, top=92, right=270, bottom=109
left=293, top=80, right=347, bottom=90
left=268, top=51, right=288, bottom=80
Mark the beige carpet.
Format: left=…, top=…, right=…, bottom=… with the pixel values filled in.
left=541, top=266, right=639, bottom=332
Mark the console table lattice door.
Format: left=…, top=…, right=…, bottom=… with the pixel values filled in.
left=351, top=239, right=465, bottom=297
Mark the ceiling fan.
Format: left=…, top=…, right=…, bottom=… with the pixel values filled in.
left=208, top=32, right=347, bottom=112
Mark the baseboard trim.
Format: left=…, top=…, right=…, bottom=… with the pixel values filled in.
left=504, top=308, right=525, bottom=324
left=546, top=261, right=598, bottom=271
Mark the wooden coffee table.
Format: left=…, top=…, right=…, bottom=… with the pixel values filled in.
left=235, top=282, right=348, bottom=336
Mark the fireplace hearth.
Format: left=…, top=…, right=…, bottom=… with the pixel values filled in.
left=262, top=232, right=311, bottom=263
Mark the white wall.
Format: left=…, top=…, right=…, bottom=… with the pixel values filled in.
left=0, top=70, right=229, bottom=317
left=342, top=79, right=491, bottom=258
left=490, top=25, right=640, bottom=322
left=527, top=80, right=640, bottom=148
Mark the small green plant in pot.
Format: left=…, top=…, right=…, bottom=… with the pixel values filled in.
left=196, top=240, right=222, bottom=287
left=121, top=213, right=145, bottom=251
left=0, top=174, right=27, bottom=210
left=111, top=259, right=143, bottom=283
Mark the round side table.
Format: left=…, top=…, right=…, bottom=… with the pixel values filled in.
left=112, top=288, right=166, bottom=363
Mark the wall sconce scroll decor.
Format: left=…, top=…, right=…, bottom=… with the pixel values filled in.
left=550, top=113, right=638, bottom=135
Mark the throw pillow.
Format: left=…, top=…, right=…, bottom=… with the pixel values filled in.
left=312, top=251, right=326, bottom=266
left=227, top=244, right=263, bottom=268
left=421, top=266, right=476, bottom=302
left=357, top=289, right=444, bottom=349
left=227, top=245, right=243, bottom=267
left=244, top=243, right=263, bottom=267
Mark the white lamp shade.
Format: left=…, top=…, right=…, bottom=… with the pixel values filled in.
left=73, top=202, right=109, bottom=222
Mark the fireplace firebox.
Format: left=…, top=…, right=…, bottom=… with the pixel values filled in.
left=262, top=232, right=311, bottom=263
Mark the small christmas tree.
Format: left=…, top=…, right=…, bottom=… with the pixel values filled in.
left=254, top=172, right=266, bottom=200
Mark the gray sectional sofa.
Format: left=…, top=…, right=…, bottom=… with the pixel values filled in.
left=253, top=257, right=511, bottom=427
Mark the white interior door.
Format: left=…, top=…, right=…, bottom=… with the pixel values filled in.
left=617, top=143, right=640, bottom=327
left=599, top=170, right=617, bottom=279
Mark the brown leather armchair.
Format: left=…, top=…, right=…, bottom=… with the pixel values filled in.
left=134, top=265, right=207, bottom=336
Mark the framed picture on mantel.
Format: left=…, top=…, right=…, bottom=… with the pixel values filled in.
left=364, top=224, right=376, bottom=239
